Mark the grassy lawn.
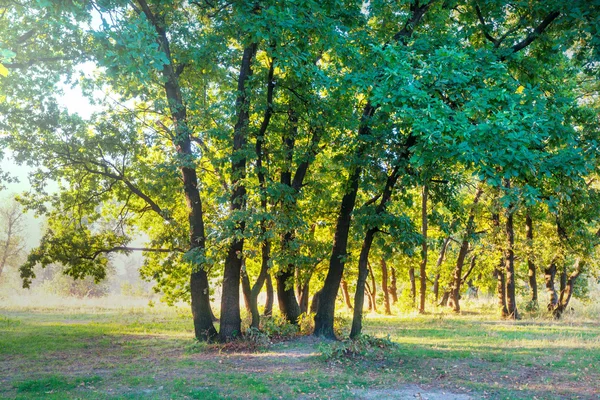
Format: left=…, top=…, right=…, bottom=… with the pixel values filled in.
left=0, top=296, right=599, bottom=399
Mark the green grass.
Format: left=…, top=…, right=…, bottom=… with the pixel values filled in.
left=1, top=297, right=599, bottom=399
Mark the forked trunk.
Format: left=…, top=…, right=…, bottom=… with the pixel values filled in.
left=553, top=260, right=583, bottom=318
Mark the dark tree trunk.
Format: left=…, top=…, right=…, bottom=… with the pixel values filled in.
left=264, top=273, right=273, bottom=316
left=439, top=290, right=451, bottom=307
left=367, top=260, right=378, bottom=313
left=137, top=2, right=216, bottom=341
left=492, top=212, right=509, bottom=317
left=381, top=259, right=391, bottom=315
left=314, top=3, right=431, bottom=339
left=341, top=279, right=353, bottom=310
left=525, top=213, right=538, bottom=305
left=241, top=267, right=252, bottom=316
left=419, top=185, right=428, bottom=314
left=277, top=109, right=313, bottom=324
left=450, top=187, right=483, bottom=313
left=504, top=180, right=519, bottom=320
left=553, top=260, right=583, bottom=318
left=298, top=278, right=310, bottom=314
left=433, top=274, right=440, bottom=302
left=350, top=229, right=376, bottom=338
left=220, top=43, right=257, bottom=342
left=310, top=289, right=322, bottom=314
left=409, top=267, right=416, bottom=307
left=390, top=266, right=398, bottom=304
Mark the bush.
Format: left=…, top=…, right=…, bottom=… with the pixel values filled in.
left=319, top=334, right=398, bottom=361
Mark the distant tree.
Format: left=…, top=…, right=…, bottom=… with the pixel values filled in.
left=0, top=198, right=25, bottom=278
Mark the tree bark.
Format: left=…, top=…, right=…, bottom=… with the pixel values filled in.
left=419, top=185, right=428, bottom=314
left=298, top=277, right=310, bottom=314
left=450, top=186, right=483, bottom=313
left=525, top=212, right=538, bottom=305
left=220, top=43, right=257, bottom=341
left=341, top=279, right=353, bottom=310
left=368, top=260, right=378, bottom=313
left=350, top=230, right=376, bottom=338
left=365, top=281, right=374, bottom=311
left=136, top=1, right=217, bottom=340
left=504, top=180, right=519, bottom=320
left=314, top=3, right=432, bottom=339
left=381, top=258, right=391, bottom=315
left=390, top=266, right=398, bottom=304
left=264, top=272, right=273, bottom=316
left=409, top=267, right=416, bottom=307
left=492, top=211, right=509, bottom=317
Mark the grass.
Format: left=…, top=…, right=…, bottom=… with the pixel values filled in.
left=0, top=294, right=599, bottom=399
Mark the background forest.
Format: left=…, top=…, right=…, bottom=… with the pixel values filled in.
left=1, top=0, right=600, bottom=346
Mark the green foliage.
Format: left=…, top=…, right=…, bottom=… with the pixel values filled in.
left=318, top=334, right=398, bottom=361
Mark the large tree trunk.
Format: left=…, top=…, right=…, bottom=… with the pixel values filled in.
left=553, top=260, right=583, bottom=318
left=390, top=266, right=398, bottom=304
left=341, top=279, right=353, bottom=310
left=525, top=213, right=538, bottom=305
left=298, top=280, right=310, bottom=314
left=314, top=3, right=431, bottom=339
left=419, top=185, right=428, bottom=314
left=504, top=180, right=519, bottom=320
left=137, top=1, right=216, bottom=341
left=381, top=259, right=391, bottom=315
left=220, top=43, right=257, bottom=342
left=450, top=187, right=483, bottom=313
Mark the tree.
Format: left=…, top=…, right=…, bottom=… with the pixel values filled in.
left=0, top=198, right=25, bottom=277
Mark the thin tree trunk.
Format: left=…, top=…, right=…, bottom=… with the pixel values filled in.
left=350, top=230, right=376, bottom=338
left=381, top=259, right=391, bottom=315
left=390, top=266, right=398, bottom=304
left=220, top=43, right=258, bottom=341
left=525, top=213, right=538, bottom=305
left=504, top=180, right=519, bottom=320
left=365, top=281, right=373, bottom=311
left=492, top=211, right=508, bottom=317
left=367, top=260, right=378, bottom=313
left=264, top=273, right=273, bottom=316
left=137, top=1, right=216, bottom=341
left=450, top=186, right=483, bottom=313
left=409, top=267, right=416, bottom=307
left=341, top=279, right=353, bottom=310
left=419, top=185, right=428, bottom=314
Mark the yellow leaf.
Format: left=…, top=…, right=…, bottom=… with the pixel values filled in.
left=516, top=85, right=525, bottom=94
left=0, top=63, right=7, bottom=77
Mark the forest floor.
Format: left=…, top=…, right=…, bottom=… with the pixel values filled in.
left=0, top=296, right=599, bottom=399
